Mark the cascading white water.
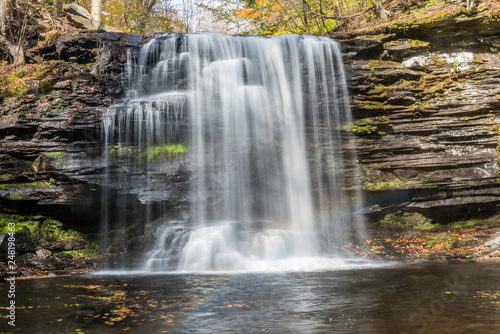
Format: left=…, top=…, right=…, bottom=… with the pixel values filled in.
left=103, top=33, right=364, bottom=272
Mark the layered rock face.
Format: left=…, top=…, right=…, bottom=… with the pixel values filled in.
left=340, top=15, right=500, bottom=222
left=0, top=32, right=192, bottom=242
left=0, top=33, right=149, bottom=228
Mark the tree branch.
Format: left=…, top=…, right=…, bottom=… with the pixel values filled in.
left=307, top=5, right=374, bottom=21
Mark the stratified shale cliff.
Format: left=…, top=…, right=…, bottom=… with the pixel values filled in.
left=339, top=14, right=500, bottom=222
left=0, top=32, right=174, bottom=239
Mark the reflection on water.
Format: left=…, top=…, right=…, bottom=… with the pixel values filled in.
left=1, top=263, right=499, bottom=333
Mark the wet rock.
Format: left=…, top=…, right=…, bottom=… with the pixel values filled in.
left=35, top=249, right=51, bottom=260
left=0, top=232, right=37, bottom=258
left=40, top=240, right=86, bottom=251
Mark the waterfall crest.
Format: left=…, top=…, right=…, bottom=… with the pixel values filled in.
left=103, top=33, right=364, bottom=272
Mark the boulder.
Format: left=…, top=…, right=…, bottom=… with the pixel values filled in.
left=0, top=233, right=37, bottom=259
left=63, top=4, right=121, bottom=32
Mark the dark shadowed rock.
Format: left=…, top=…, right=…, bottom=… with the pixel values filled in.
left=0, top=233, right=37, bottom=258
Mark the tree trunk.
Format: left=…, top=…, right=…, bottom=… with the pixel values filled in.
left=302, top=0, right=310, bottom=34
left=9, top=43, right=25, bottom=65
left=0, top=0, right=25, bottom=65
left=318, top=0, right=328, bottom=33
left=466, top=0, right=475, bottom=13
left=91, top=0, right=102, bottom=24
left=372, top=0, right=391, bottom=21
left=0, top=0, right=9, bottom=37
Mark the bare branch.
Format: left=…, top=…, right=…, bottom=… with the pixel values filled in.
left=307, top=5, right=374, bottom=21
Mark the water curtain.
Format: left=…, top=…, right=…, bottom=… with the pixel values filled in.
left=103, top=33, right=363, bottom=272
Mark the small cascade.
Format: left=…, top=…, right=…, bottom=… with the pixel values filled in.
left=102, top=33, right=364, bottom=272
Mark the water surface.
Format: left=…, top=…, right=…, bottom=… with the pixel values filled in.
left=2, top=263, right=499, bottom=333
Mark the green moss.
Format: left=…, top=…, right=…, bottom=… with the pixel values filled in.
left=354, top=123, right=382, bottom=137
left=62, top=241, right=99, bottom=259
left=363, top=178, right=436, bottom=191
left=447, top=218, right=497, bottom=229
left=0, top=213, right=42, bottom=237
left=379, top=212, right=437, bottom=231
left=108, top=143, right=188, bottom=164
left=144, top=143, right=187, bottom=160
left=39, top=79, right=55, bottom=95
left=13, top=69, right=28, bottom=78
left=459, top=115, right=489, bottom=122
left=367, top=60, right=388, bottom=69
left=336, top=122, right=354, bottom=132
left=353, top=116, right=392, bottom=137
left=44, top=151, right=63, bottom=164
left=9, top=191, right=23, bottom=200
left=0, top=75, right=29, bottom=97
left=0, top=62, right=58, bottom=99
left=0, top=61, right=61, bottom=98
left=384, top=39, right=430, bottom=51
left=108, top=145, right=118, bottom=160
left=44, top=31, right=59, bottom=45
left=0, top=180, right=54, bottom=192
left=40, top=218, right=84, bottom=243
left=425, top=235, right=454, bottom=248
left=364, top=179, right=405, bottom=191
left=409, top=39, right=430, bottom=48
left=31, top=63, right=54, bottom=80
left=458, top=106, right=493, bottom=122
left=0, top=211, right=98, bottom=258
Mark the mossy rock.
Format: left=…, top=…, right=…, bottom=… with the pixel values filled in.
left=0, top=212, right=89, bottom=252
left=353, top=116, right=393, bottom=137
left=379, top=212, right=437, bottom=231
left=107, top=143, right=188, bottom=164
left=38, top=218, right=87, bottom=251
left=0, top=62, right=57, bottom=99
left=0, top=180, right=56, bottom=200
left=39, top=77, right=58, bottom=95
left=43, top=152, right=63, bottom=165
left=0, top=212, right=44, bottom=238
left=62, top=241, right=99, bottom=259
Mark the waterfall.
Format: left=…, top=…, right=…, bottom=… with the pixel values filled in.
left=102, top=33, right=364, bottom=272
